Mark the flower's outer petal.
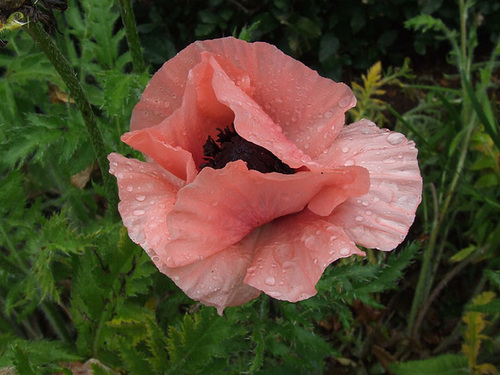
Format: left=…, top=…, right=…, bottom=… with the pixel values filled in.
left=158, top=232, right=262, bottom=315
left=165, top=160, right=369, bottom=268
left=320, top=119, right=422, bottom=250
left=108, top=153, right=185, bottom=259
left=131, top=37, right=355, bottom=158
left=244, top=210, right=365, bottom=302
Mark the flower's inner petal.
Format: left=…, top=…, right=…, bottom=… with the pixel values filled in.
left=189, top=37, right=356, bottom=157
left=164, top=161, right=369, bottom=268
left=200, top=126, right=296, bottom=174
left=123, top=58, right=236, bottom=181
left=244, top=211, right=365, bottom=302
left=208, top=55, right=317, bottom=170
left=322, top=119, right=422, bottom=250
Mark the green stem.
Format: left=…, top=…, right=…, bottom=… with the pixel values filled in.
left=26, top=22, right=118, bottom=217
left=407, top=0, right=477, bottom=337
left=40, top=302, right=74, bottom=346
left=116, top=0, right=146, bottom=73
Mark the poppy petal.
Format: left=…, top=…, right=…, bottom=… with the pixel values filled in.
left=244, top=210, right=365, bottom=301
left=160, top=232, right=262, bottom=315
left=108, top=153, right=184, bottom=258
left=124, top=58, right=234, bottom=181
left=321, top=119, right=422, bottom=250
left=164, top=160, right=369, bottom=267
left=131, top=37, right=355, bottom=159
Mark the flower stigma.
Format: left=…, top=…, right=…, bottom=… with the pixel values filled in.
left=201, top=125, right=296, bottom=174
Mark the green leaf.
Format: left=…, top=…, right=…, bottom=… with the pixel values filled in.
left=462, top=74, right=500, bottom=150
left=165, top=309, right=234, bottom=374
left=390, top=354, right=469, bottom=375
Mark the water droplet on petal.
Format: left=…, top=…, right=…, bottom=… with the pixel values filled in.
left=355, top=216, right=364, bottom=222
left=173, top=275, right=180, bottom=281
left=344, top=159, right=355, bottom=166
left=340, top=247, right=350, bottom=256
left=338, top=96, right=352, bottom=108
left=136, top=195, right=146, bottom=202
left=365, top=210, right=373, bottom=216
left=386, top=133, right=405, bottom=145
left=264, top=276, right=276, bottom=286
left=133, top=209, right=145, bottom=216
left=127, top=186, right=133, bottom=192
left=313, top=258, right=318, bottom=264
left=342, top=146, right=350, bottom=153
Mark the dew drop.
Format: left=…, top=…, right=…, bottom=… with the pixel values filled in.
left=361, top=200, right=370, bottom=207
left=127, top=186, right=133, bottom=192
left=344, top=159, right=355, bottom=166
left=135, top=195, right=146, bottom=202
left=133, top=209, right=145, bottom=216
left=304, top=235, right=316, bottom=249
left=365, top=210, right=373, bottom=216
left=386, top=133, right=405, bottom=145
left=247, top=266, right=257, bottom=273
left=340, top=247, right=350, bottom=256
left=324, top=110, right=333, bottom=118
left=173, top=275, right=180, bottom=281
left=342, top=146, right=350, bottom=153
left=355, top=216, right=364, bottom=222
left=313, top=258, right=318, bottom=264
left=264, top=276, right=276, bottom=286
left=383, top=157, right=396, bottom=164
left=338, top=96, right=352, bottom=108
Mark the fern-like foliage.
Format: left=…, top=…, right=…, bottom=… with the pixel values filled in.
left=349, top=58, right=412, bottom=127
left=462, top=292, right=498, bottom=375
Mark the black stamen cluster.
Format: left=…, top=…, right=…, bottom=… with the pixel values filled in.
left=201, top=126, right=296, bottom=175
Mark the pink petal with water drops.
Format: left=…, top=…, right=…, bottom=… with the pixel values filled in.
left=190, top=37, right=356, bottom=157
left=130, top=37, right=355, bottom=159
left=159, top=232, right=262, bottom=315
left=318, top=119, right=422, bottom=250
left=164, top=160, right=369, bottom=268
left=124, top=58, right=235, bottom=180
left=108, top=153, right=184, bottom=257
left=244, top=210, right=365, bottom=302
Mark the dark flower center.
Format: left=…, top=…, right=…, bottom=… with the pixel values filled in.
left=200, top=126, right=296, bottom=174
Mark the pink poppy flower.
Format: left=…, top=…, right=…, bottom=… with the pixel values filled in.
left=108, top=37, right=422, bottom=315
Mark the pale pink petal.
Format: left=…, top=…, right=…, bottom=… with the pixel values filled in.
left=108, top=153, right=185, bottom=258
left=190, top=37, right=355, bottom=156
left=208, top=56, right=316, bottom=169
left=319, top=119, right=422, bottom=250
left=121, top=129, right=198, bottom=183
left=156, top=232, right=261, bottom=315
left=244, top=210, right=365, bottom=301
left=165, top=161, right=369, bottom=267
left=131, top=37, right=355, bottom=158
left=125, top=58, right=234, bottom=180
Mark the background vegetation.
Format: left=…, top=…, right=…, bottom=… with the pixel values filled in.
left=0, top=0, right=499, bottom=373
